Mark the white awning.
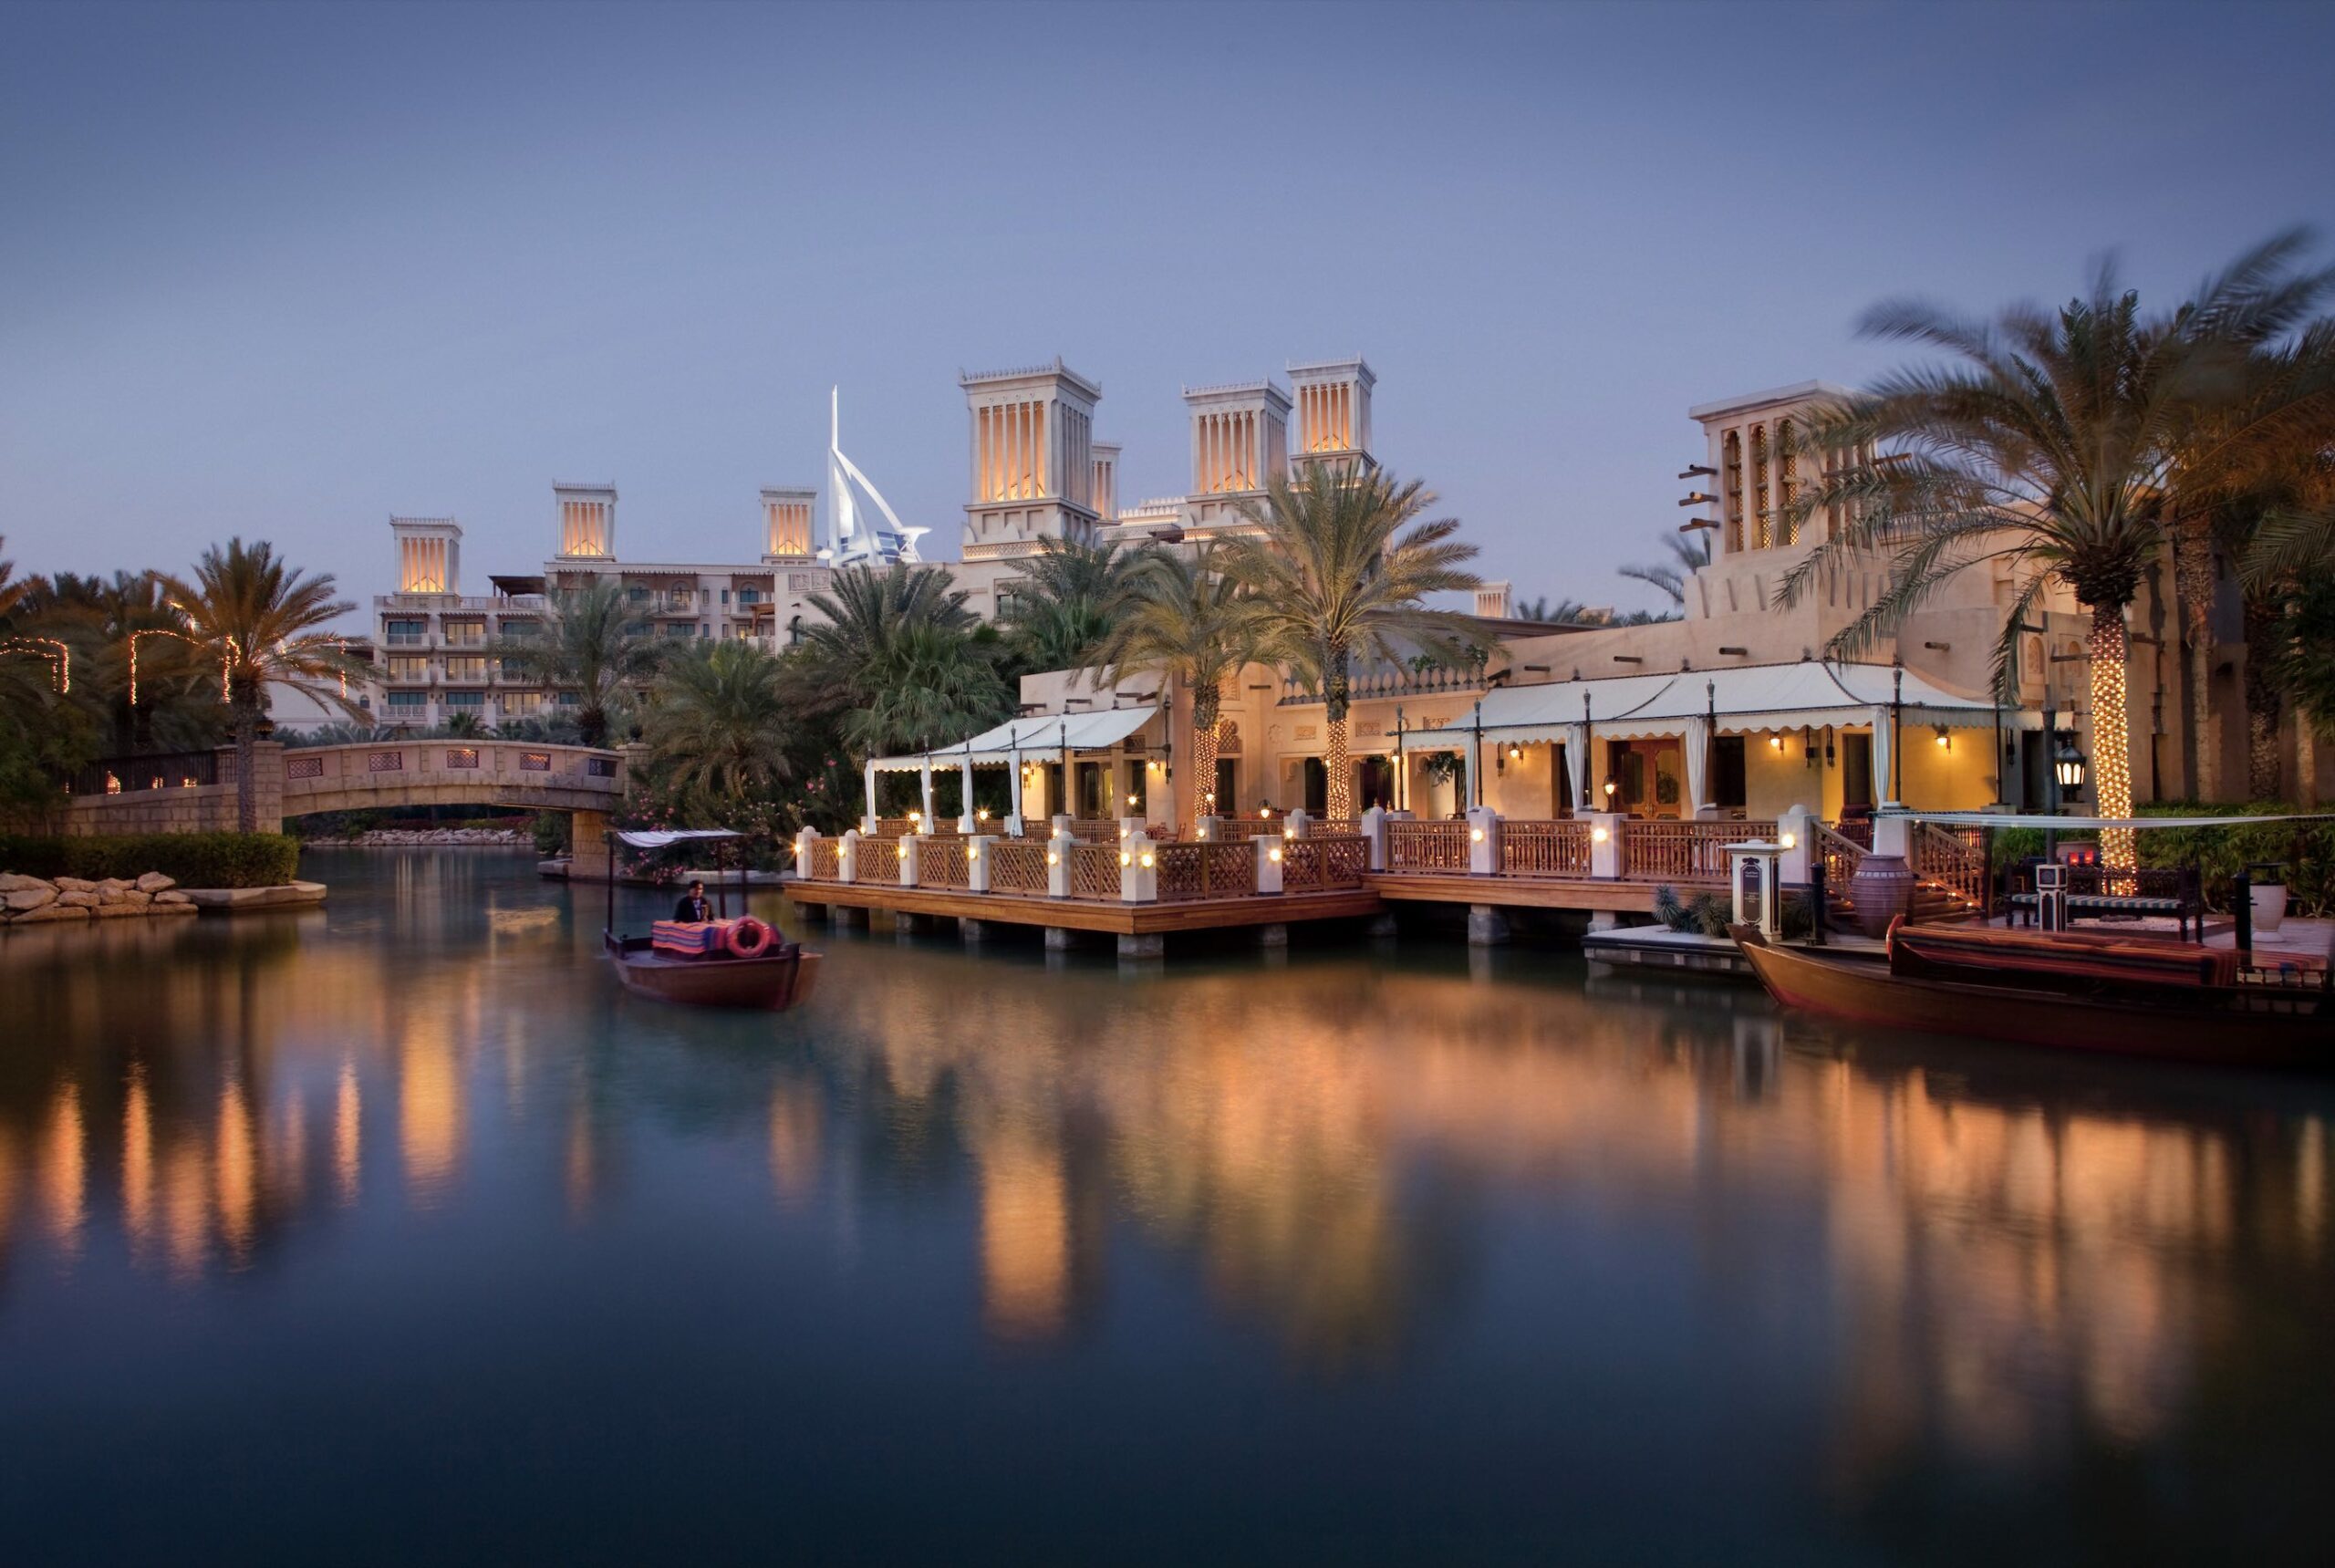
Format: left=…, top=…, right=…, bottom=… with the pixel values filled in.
left=1912, top=810, right=2335, bottom=830
left=613, top=828, right=740, bottom=848
left=1406, top=661, right=2035, bottom=747
left=869, top=705, right=1161, bottom=771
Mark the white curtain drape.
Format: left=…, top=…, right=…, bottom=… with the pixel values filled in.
left=1869, top=705, right=1894, bottom=805
left=1566, top=723, right=1592, bottom=811
left=1682, top=716, right=1711, bottom=815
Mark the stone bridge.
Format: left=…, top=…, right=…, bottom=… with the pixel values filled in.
left=58, top=740, right=632, bottom=874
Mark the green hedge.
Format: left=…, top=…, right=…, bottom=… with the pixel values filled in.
left=0, top=832, right=302, bottom=888
left=1984, top=804, right=2335, bottom=916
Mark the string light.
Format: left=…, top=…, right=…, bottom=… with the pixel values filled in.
left=2087, top=614, right=2136, bottom=873
left=2, top=638, right=68, bottom=693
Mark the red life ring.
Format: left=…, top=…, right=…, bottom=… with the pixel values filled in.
left=724, top=917, right=773, bottom=959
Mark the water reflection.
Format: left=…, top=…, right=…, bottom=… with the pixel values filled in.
left=0, top=851, right=2330, bottom=1560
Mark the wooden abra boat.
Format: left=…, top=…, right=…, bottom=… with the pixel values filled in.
left=1732, top=919, right=2331, bottom=1070
left=601, top=828, right=821, bottom=1012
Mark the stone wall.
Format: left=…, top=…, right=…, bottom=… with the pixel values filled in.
left=60, top=744, right=283, bottom=836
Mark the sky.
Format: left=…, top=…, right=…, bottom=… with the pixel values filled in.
left=5, top=0, right=2333, bottom=627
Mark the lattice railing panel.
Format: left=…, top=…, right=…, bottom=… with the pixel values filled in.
left=806, top=840, right=842, bottom=881
left=1156, top=840, right=1259, bottom=900
left=920, top=836, right=970, bottom=888
left=990, top=840, right=1049, bottom=894
left=1500, top=820, right=1591, bottom=877
left=1283, top=834, right=1368, bottom=890
left=1069, top=844, right=1121, bottom=900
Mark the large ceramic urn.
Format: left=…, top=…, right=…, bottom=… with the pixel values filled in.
left=1849, top=853, right=1916, bottom=938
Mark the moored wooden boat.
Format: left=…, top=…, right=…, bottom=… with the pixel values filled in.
left=1730, top=923, right=2331, bottom=1070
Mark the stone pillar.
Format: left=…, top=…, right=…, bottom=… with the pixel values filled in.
left=1120, top=833, right=1158, bottom=903
left=1256, top=922, right=1289, bottom=948
left=967, top=834, right=997, bottom=893
left=1872, top=808, right=1913, bottom=860
left=838, top=828, right=861, bottom=884
left=1283, top=807, right=1312, bottom=839
left=1360, top=805, right=1389, bottom=871
left=896, top=834, right=920, bottom=888
left=246, top=741, right=285, bottom=834
left=794, top=826, right=820, bottom=877
left=1586, top=812, right=1625, bottom=879
left=960, top=917, right=990, bottom=944
left=1776, top=804, right=1816, bottom=887
left=1117, top=932, right=1164, bottom=960
left=1043, top=925, right=1074, bottom=950
left=1467, top=903, right=1510, bottom=946
left=1466, top=805, right=1501, bottom=875
left=1046, top=833, right=1071, bottom=898
left=1255, top=834, right=1284, bottom=894
left=570, top=809, right=611, bottom=881
left=1195, top=815, right=1222, bottom=842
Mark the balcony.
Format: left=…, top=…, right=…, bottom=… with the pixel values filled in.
left=1279, top=665, right=1489, bottom=705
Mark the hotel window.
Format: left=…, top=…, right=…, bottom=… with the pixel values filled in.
left=387, top=691, right=426, bottom=712
left=444, top=691, right=484, bottom=711
left=386, top=656, right=429, bottom=683
left=503, top=691, right=545, bottom=717
left=442, top=619, right=486, bottom=648
left=501, top=618, right=540, bottom=640
left=384, top=618, right=427, bottom=647
left=444, top=656, right=488, bottom=682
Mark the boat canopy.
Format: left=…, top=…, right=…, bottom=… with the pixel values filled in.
left=869, top=704, right=1160, bottom=773
left=613, top=828, right=742, bottom=849
left=1406, top=660, right=2036, bottom=749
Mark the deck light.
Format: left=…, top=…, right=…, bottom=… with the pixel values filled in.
left=1779, top=831, right=1797, bottom=850
left=1046, top=851, right=1059, bottom=867
left=966, top=844, right=980, bottom=861
left=1469, top=826, right=1484, bottom=844
left=1268, top=846, right=1282, bottom=864
left=1282, top=822, right=1297, bottom=839
left=1591, top=825, right=1609, bottom=844
left=1119, top=851, right=1132, bottom=867
left=1139, top=852, right=1154, bottom=868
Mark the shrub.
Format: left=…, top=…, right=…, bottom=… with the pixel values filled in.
left=0, top=832, right=302, bottom=888
left=1982, top=804, right=2334, bottom=915
left=533, top=812, right=570, bottom=856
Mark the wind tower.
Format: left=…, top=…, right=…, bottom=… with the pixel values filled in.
left=389, top=516, right=461, bottom=596
left=761, top=487, right=817, bottom=562
left=1181, top=378, right=1291, bottom=535
left=1287, top=358, right=1375, bottom=477
left=553, top=483, right=617, bottom=560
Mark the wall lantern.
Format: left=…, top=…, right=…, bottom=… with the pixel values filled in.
left=1768, top=733, right=1784, bottom=752
left=1602, top=774, right=1618, bottom=799
left=974, top=807, right=989, bottom=822
left=2053, top=734, right=2088, bottom=794
left=1126, top=792, right=1139, bottom=806
left=1934, top=725, right=1951, bottom=750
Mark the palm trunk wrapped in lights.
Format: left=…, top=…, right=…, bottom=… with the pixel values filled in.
left=2085, top=605, right=2136, bottom=872
left=1323, top=649, right=1353, bottom=822
left=1189, top=686, right=1222, bottom=816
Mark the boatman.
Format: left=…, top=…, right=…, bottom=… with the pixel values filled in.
left=672, top=879, right=713, bottom=923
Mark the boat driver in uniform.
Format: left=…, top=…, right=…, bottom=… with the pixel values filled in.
left=672, top=880, right=713, bottom=923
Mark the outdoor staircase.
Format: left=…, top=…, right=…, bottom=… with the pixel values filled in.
left=1824, top=877, right=1985, bottom=929
left=1815, top=820, right=1988, bottom=930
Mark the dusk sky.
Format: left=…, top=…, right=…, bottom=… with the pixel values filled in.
left=5, top=0, right=2332, bottom=625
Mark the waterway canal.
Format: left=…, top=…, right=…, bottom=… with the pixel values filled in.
left=3, top=850, right=2330, bottom=1564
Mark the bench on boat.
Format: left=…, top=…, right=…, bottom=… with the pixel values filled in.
left=650, top=917, right=792, bottom=960
left=1890, top=919, right=2240, bottom=989
left=2004, top=861, right=2205, bottom=940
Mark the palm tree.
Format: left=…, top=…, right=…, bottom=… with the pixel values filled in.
left=1219, top=470, right=1488, bottom=820
left=997, top=536, right=1154, bottom=673
left=1780, top=251, right=2307, bottom=870
left=1618, top=529, right=1713, bottom=615
left=1092, top=550, right=1259, bottom=816
left=489, top=578, right=666, bottom=748
left=161, top=539, right=364, bottom=831
left=799, top=561, right=978, bottom=672
left=843, top=621, right=1013, bottom=756
left=645, top=639, right=795, bottom=801
left=2151, top=236, right=2335, bottom=798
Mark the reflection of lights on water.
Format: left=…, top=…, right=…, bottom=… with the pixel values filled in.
left=215, top=1079, right=256, bottom=1261
left=400, top=1032, right=462, bottom=1204
left=123, top=1068, right=154, bottom=1255
left=768, top=1084, right=822, bottom=1208
left=980, top=1142, right=1069, bottom=1342
left=334, top=1063, right=361, bottom=1207
left=40, top=1081, right=85, bottom=1256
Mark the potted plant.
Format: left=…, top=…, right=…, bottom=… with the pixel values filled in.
left=2248, top=860, right=2288, bottom=934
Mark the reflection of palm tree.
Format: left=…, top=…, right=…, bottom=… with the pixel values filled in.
left=161, top=539, right=364, bottom=831
left=1512, top=595, right=1589, bottom=624
left=1222, top=472, right=1487, bottom=819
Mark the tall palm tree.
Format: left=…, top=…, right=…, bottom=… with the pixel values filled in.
left=799, top=561, right=977, bottom=672
left=1618, top=528, right=1712, bottom=614
left=645, top=639, right=795, bottom=801
left=1780, top=252, right=2304, bottom=870
left=1092, top=550, right=1259, bottom=816
left=161, top=539, right=364, bottom=831
left=1219, top=470, right=1487, bottom=820
left=490, top=578, right=666, bottom=748
left=997, top=535, right=1154, bottom=673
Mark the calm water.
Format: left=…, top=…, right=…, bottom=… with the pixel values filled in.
left=3, top=851, right=2332, bottom=1565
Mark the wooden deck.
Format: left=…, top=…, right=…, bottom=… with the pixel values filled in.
left=783, top=878, right=1385, bottom=935
left=1365, top=872, right=1665, bottom=912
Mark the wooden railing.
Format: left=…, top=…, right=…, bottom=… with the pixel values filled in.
left=1282, top=834, right=1369, bottom=891
left=1062, top=819, right=1122, bottom=845
left=1912, top=821, right=1986, bottom=908
left=1386, top=819, right=1470, bottom=872
left=1213, top=817, right=1287, bottom=841
left=806, top=839, right=843, bottom=881
left=920, top=836, right=970, bottom=889
left=989, top=840, right=1049, bottom=894
left=1156, top=840, right=1258, bottom=900
left=1068, top=844, right=1121, bottom=899
left=1811, top=822, right=1865, bottom=895
left=1621, top=819, right=1772, bottom=882
left=866, top=817, right=915, bottom=838
left=1500, top=819, right=1592, bottom=877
